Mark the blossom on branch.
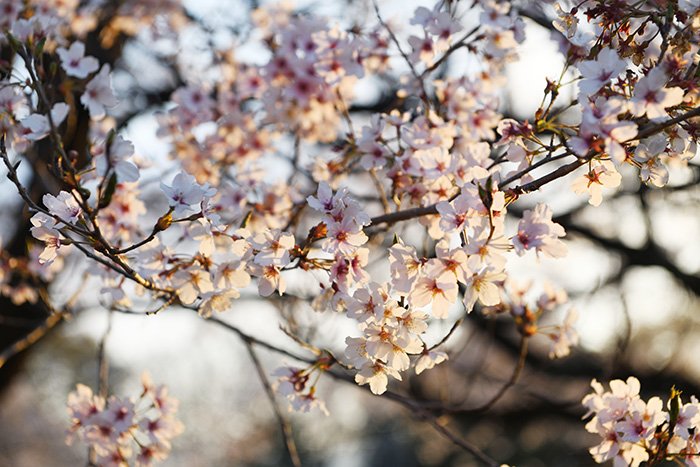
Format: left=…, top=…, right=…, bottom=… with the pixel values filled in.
left=56, top=41, right=99, bottom=78
left=81, top=65, right=118, bottom=119
left=66, top=375, right=183, bottom=467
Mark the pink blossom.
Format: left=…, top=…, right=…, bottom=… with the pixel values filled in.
left=388, top=241, right=423, bottom=294
left=43, top=191, right=82, bottom=224
left=409, top=263, right=458, bottom=319
left=512, top=203, right=567, bottom=258
left=57, top=41, right=99, bottom=78
left=323, top=216, right=368, bottom=256
left=81, top=65, right=118, bottom=119
left=30, top=213, right=64, bottom=264
left=577, top=49, right=627, bottom=97
left=629, top=67, right=685, bottom=120
left=160, top=171, right=214, bottom=217
left=354, top=360, right=402, bottom=395
left=571, top=160, right=622, bottom=206
left=463, top=266, right=507, bottom=313
left=415, top=350, right=448, bottom=375
left=19, top=103, right=69, bottom=141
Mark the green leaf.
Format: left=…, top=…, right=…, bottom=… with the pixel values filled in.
left=239, top=210, right=253, bottom=228
left=98, top=173, right=117, bottom=209
left=34, top=37, right=46, bottom=56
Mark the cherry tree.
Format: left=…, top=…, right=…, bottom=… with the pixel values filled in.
left=1, top=0, right=700, bottom=465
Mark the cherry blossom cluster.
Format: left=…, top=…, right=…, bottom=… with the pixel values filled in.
left=66, top=374, right=183, bottom=467
left=273, top=359, right=333, bottom=416
left=152, top=3, right=390, bottom=187
left=304, top=180, right=568, bottom=395
left=482, top=279, right=578, bottom=359
left=0, top=0, right=183, bottom=52
left=551, top=0, right=699, bottom=204
left=583, top=377, right=700, bottom=467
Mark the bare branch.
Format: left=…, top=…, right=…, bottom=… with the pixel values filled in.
left=245, top=342, right=302, bottom=467
left=0, top=308, right=65, bottom=369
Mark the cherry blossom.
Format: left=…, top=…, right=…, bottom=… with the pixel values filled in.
left=81, top=64, right=118, bottom=119
left=409, top=263, right=459, bottom=318
left=273, top=366, right=330, bottom=416
left=571, top=159, right=622, bottom=207
left=512, top=203, right=567, bottom=258
left=56, top=41, right=99, bottom=78
left=547, top=308, right=578, bottom=358
left=577, top=48, right=627, bottom=97
left=66, top=375, right=183, bottom=466
left=176, top=268, right=214, bottom=305
left=629, top=67, right=685, bottom=120
left=252, top=230, right=295, bottom=267
left=160, top=171, right=214, bottom=217
left=255, top=264, right=286, bottom=297
left=19, top=103, right=69, bottom=140
left=354, top=360, right=402, bottom=396
left=415, top=350, right=448, bottom=375
left=43, top=191, right=82, bottom=224
left=583, top=377, right=700, bottom=467
left=463, top=266, right=507, bottom=313
left=436, top=190, right=479, bottom=233
left=634, top=135, right=670, bottom=187
left=388, top=240, right=423, bottom=295
left=570, top=97, right=637, bottom=165
left=94, top=135, right=140, bottom=183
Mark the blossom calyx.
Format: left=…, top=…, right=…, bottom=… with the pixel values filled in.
left=307, top=222, right=327, bottom=242
left=155, top=211, right=173, bottom=232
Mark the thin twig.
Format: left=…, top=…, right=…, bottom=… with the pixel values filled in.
left=245, top=342, right=302, bottom=467
left=316, top=364, right=500, bottom=465
left=369, top=168, right=391, bottom=214
left=498, top=152, right=573, bottom=188
left=113, top=306, right=499, bottom=465
left=510, top=159, right=586, bottom=195
left=372, top=0, right=431, bottom=108
left=1, top=137, right=92, bottom=238
left=455, top=336, right=529, bottom=414
left=89, top=310, right=113, bottom=464
left=429, top=318, right=463, bottom=351
left=208, top=317, right=318, bottom=365
left=97, top=310, right=113, bottom=399
left=0, top=309, right=65, bottom=369
left=633, top=106, right=700, bottom=141
left=112, top=229, right=161, bottom=254
left=419, top=25, right=481, bottom=78
left=425, top=417, right=500, bottom=467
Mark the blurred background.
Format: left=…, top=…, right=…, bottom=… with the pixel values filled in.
left=1, top=1, right=699, bottom=466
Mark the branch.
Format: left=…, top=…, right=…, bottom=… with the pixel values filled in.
left=428, top=318, right=463, bottom=351
left=453, top=336, right=530, bottom=414
left=633, top=107, right=700, bottom=141
left=212, top=316, right=498, bottom=465
left=559, top=221, right=700, bottom=295
left=424, top=417, right=500, bottom=467
left=419, top=25, right=481, bottom=78
left=509, top=159, right=586, bottom=195
left=207, top=316, right=317, bottom=365
left=245, top=342, right=302, bottom=467
left=115, top=306, right=501, bottom=465
left=368, top=105, right=700, bottom=228
left=0, top=309, right=65, bottom=369
left=367, top=159, right=586, bottom=227
left=372, top=0, right=431, bottom=107
left=320, top=367, right=501, bottom=466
